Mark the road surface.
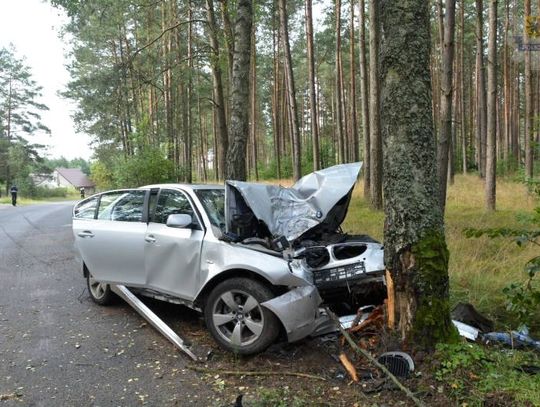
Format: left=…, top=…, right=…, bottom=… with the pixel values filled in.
left=0, top=203, right=217, bottom=406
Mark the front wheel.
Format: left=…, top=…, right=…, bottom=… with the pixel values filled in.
left=204, top=278, right=280, bottom=355
left=87, top=273, right=114, bottom=305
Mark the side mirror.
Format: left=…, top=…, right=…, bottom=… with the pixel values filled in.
left=166, top=214, right=193, bottom=228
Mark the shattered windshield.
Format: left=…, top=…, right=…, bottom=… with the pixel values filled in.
left=195, top=189, right=226, bottom=230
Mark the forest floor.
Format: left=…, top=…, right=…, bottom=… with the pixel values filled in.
left=187, top=174, right=539, bottom=406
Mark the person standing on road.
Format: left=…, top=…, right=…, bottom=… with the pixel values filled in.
left=80, top=187, right=85, bottom=199
left=10, top=185, right=18, bottom=206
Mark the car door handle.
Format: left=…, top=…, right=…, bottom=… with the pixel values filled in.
left=78, top=231, right=94, bottom=238
left=145, top=235, right=156, bottom=243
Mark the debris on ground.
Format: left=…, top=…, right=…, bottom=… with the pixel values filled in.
left=451, top=302, right=494, bottom=333
left=483, top=326, right=540, bottom=351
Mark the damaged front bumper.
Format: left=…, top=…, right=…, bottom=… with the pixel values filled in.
left=262, top=285, right=330, bottom=342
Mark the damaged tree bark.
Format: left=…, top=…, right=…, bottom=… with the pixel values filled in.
left=380, top=0, right=457, bottom=347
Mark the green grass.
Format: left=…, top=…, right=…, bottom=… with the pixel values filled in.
left=0, top=193, right=80, bottom=206
left=435, top=342, right=540, bottom=406
left=343, top=174, right=540, bottom=333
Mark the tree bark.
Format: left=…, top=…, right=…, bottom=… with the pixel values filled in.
left=225, top=0, right=252, bottom=180
left=335, top=0, right=345, bottom=164
left=380, top=0, right=455, bottom=346
left=359, top=0, right=370, bottom=199
left=485, top=0, right=497, bottom=210
left=525, top=0, right=534, bottom=178
left=305, top=0, right=320, bottom=171
left=250, top=24, right=259, bottom=180
left=350, top=0, right=359, bottom=162
left=369, top=0, right=383, bottom=209
left=475, top=0, right=487, bottom=178
left=206, top=0, right=229, bottom=180
left=437, top=0, right=456, bottom=212
left=460, top=0, right=467, bottom=174
left=279, top=0, right=302, bottom=180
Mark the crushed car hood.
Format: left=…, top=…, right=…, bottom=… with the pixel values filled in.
left=225, top=162, right=362, bottom=243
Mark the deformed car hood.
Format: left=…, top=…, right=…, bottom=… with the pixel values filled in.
left=225, top=162, right=362, bottom=243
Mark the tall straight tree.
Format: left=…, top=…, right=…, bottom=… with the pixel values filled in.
left=475, top=0, right=487, bottom=177
left=358, top=0, right=370, bottom=199
left=485, top=0, right=497, bottom=210
left=206, top=0, right=229, bottom=180
left=335, top=0, right=346, bottom=163
left=225, top=0, right=252, bottom=180
left=349, top=0, right=359, bottom=162
left=437, top=0, right=456, bottom=212
left=305, top=0, right=320, bottom=171
left=380, top=0, right=455, bottom=345
left=525, top=0, right=534, bottom=178
left=369, top=0, right=383, bottom=209
left=279, top=0, right=302, bottom=180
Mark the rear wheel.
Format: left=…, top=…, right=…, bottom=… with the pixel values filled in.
left=204, top=278, right=279, bottom=355
left=87, top=273, right=114, bottom=305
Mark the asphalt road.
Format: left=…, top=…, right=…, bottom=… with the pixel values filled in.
left=0, top=203, right=217, bottom=406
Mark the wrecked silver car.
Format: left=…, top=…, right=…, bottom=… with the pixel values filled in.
left=72, top=163, right=385, bottom=355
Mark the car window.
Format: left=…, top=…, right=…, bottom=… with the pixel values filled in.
left=194, top=189, right=225, bottom=230
left=154, top=189, right=199, bottom=227
left=98, top=191, right=146, bottom=222
left=74, top=196, right=98, bottom=219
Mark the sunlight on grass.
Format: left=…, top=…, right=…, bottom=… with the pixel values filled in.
left=343, top=175, right=539, bottom=332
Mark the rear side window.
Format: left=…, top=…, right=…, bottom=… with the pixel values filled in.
left=98, top=191, right=146, bottom=222
left=74, top=196, right=99, bottom=219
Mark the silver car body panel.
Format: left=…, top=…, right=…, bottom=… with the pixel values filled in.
left=226, top=162, right=362, bottom=242
left=261, top=285, right=326, bottom=342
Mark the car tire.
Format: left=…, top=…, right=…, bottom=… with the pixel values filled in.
left=204, top=277, right=280, bottom=355
left=87, top=273, right=114, bottom=305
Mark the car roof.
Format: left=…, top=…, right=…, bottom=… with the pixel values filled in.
left=139, top=183, right=224, bottom=191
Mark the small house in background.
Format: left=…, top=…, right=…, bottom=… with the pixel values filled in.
left=53, top=168, right=96, bottom=194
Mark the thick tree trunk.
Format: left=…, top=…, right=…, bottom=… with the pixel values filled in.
left=380, top=0, right=455, bottom=346
left=369, top=0, right=383, bottom=209
left=437, top=0, right=456, bottom=212
left=279, top=0, right=302, bottom=180
left=225, top=0, right=252, bottom=180
left=305, top=0, right=320, bottom=171
left=358, top=0, right=370, bottom=199
left=206, top=0, right=229, bottom=180
left=485, top=0, right=497, bottom=210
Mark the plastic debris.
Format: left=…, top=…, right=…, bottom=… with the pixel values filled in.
left=452, top=320, right=480, bottom=341
left=483, top=326, right=540, bottom=351
left=377, top=352, right=415, bottom=378
left=451, top=303, right=494, bottom=333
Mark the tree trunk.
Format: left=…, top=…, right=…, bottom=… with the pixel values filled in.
left=380, top=0, right=455, bottom=347
left=305, top=0, right=320, bottom=171
left=460, top=0, right=467, bottom=174
left=485, top=0, right=497, bottom=210
left=225, top=0, right=252, bottom=180
left=359, top=0, right=371, bottom=199
left=475, top=0, right=487, bottom=178
left=350, top=0, right=359, bottom=162
left=206, top=0, right=229, bottom=181
left=525, top=0, right=534, bottom=178
left=437, top=0, right=456, bottom=212
left=250, top=24, right=259, bottom=180
left=369, top=0, right=383, bottom=209
left=279, top=0, right=302, bottom=180
left=185, top=0, right=193, bottom=183
left=335, top=0, right=345, bottom=164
